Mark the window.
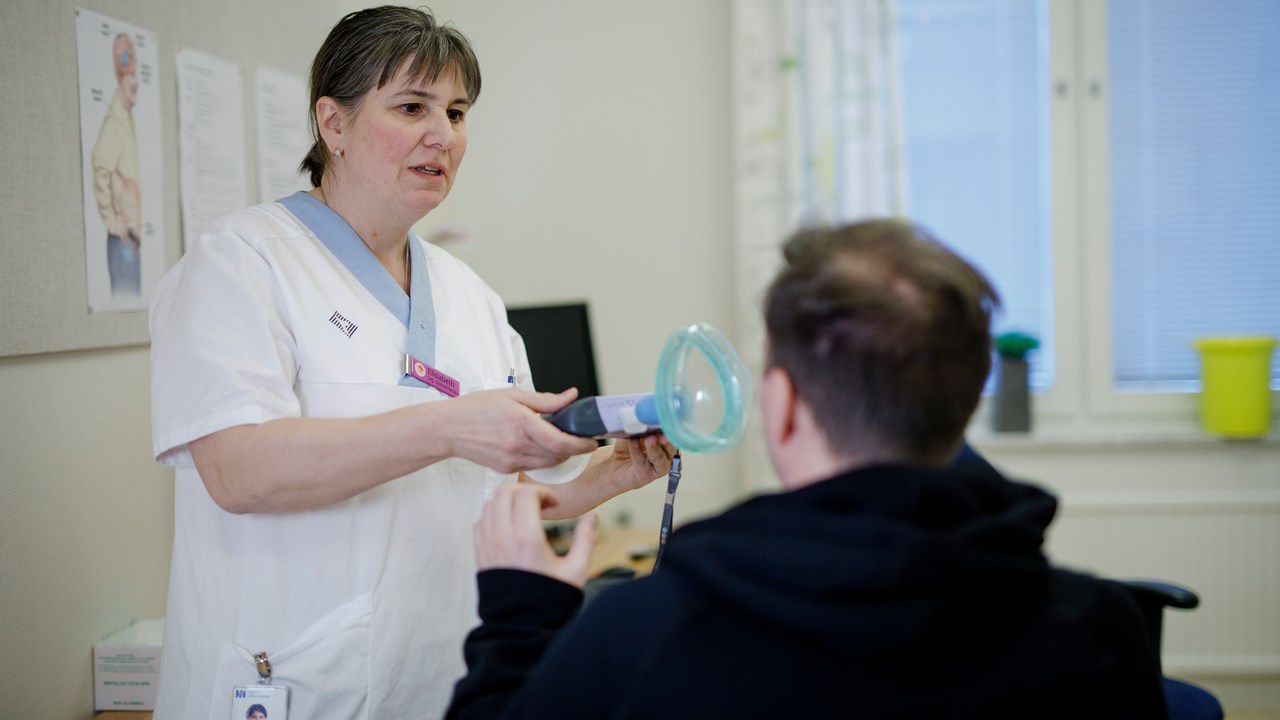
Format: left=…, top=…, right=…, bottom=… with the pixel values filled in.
left=1106, top=0, right=1280, bottom=390
left=894, top=0, right=1280, bottom=427
left=896, top=0, right=1052, bottom=388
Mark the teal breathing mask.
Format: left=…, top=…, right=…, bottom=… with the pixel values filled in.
left=536, top=321, right=753, bottom=457
left=533, top=322, right=752, bottom=572
left=532, top=322, right=751, bottom=571
left=648, top=321, right=752, bottom=453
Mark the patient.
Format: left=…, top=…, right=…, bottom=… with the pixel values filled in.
left=447, top=220, right=1167, bottom=719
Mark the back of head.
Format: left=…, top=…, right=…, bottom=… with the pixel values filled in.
left=764, top=219, right=1000, bottom=463
left=300, top=5, right=482, bottom=186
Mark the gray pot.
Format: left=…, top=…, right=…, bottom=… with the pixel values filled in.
left=993, top=358, right=1031, bottom=433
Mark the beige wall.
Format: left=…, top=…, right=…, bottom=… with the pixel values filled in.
left=0, top=347, right=172, bottom=718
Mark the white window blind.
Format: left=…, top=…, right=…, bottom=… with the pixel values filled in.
left=895, top=0, right=1053, bottom=387
left=1108, top=0, right=1280, bottom=388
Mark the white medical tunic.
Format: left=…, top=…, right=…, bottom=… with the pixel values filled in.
left=149, top=192, right=529, bottom=719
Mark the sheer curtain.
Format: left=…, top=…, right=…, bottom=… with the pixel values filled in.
left=732, top=0, right=906, bottom=492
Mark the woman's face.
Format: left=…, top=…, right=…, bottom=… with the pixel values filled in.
left=336, top=60, right=470, bottom=223
left=247, top=712, right=267, bottom=720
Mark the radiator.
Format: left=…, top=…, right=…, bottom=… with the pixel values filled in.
left=1049, top=490, right=1280, bottom=675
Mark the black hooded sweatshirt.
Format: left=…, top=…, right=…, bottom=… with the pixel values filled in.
left=447, top=463, right=1167, bottom=719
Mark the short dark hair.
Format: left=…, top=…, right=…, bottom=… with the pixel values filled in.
left=246, top=704, right=268, bottom=718
left=299, top=5, right=482, bottom=187
left=763, top=219, right=1000, bottom=462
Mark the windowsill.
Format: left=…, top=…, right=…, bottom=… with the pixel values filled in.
left=967, top=425, right=1280, bottom=451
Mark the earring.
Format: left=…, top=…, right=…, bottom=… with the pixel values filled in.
left=332, top=147, right=345, bottom=158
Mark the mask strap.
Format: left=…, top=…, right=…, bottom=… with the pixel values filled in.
left=651, top=452, right=682, bottom=572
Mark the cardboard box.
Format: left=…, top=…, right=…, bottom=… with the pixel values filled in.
left=93, top=618, right=164, bottom=711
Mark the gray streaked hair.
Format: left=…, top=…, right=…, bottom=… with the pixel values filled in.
left=299, top=5, right=481, bottom=187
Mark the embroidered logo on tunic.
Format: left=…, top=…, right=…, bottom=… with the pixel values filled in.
left=329, top=311, right=357, bottom=338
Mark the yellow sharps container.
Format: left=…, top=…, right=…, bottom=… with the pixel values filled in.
left=1194, top=336, right=1277, bottom=438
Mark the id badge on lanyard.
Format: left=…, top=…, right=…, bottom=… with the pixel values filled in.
left=232, top=652, right=290, bottom=720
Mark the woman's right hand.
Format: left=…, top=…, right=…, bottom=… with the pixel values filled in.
left=189, top=387, right=600, bottom=515
left=444, top=387, right=599, bottom=474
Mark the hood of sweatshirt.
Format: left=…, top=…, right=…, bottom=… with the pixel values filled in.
left=661, top=463, right=1058, bottom=654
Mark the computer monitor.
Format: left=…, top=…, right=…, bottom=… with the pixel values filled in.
left=506, top=302, right=600, bottom=397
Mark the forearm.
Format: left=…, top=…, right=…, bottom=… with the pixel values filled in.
left=191, top=402, right=456, bottom=514
left=192, top=387, right=599, bottom=514
left=533, top=446, right=626, bottom=521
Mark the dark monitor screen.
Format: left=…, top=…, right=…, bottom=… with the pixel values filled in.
left=506, top=302, right=600, bottom=397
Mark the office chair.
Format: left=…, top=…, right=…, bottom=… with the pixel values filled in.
left=954, top=446, right=1224, bottom=718
left=1116, top=580, right=1224, bottom=720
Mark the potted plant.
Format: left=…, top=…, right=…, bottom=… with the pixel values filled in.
left=992, top=332, right=1040, bottom=433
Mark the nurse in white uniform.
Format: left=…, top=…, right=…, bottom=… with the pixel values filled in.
left=148, top=7, right=675, bottom=719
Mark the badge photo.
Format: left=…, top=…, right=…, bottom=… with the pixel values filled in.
left=231, top=684, right=289, bottom=720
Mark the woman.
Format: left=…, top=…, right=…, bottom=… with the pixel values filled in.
left=149, top=7, right=674, bottom=719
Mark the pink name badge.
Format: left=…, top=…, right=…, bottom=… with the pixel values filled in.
left=403, top=354, right=461, bottom=397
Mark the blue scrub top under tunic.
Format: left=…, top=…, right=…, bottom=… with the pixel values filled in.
left=279, top=191, right=438, bottom=389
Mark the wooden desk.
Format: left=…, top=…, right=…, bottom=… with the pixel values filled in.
left=587, top=525, right=660, bottom=577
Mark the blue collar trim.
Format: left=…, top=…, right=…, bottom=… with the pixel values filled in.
left=278, top=191, right=437, bottom=373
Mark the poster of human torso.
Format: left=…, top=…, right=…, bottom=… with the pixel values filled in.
left=76, top=8, right=164, bottom=313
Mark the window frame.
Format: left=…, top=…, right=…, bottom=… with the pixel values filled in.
left=975, top=0, right=1280, bottom=435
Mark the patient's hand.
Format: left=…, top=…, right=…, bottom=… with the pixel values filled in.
left=474, top=483, right=598, bottom=589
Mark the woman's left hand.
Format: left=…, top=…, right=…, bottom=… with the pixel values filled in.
left=605, top=433, right=678, bottom=492
left=524, top=433, right=678, bottom=521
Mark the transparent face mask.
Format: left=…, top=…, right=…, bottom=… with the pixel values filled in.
left=653, top=321, right=753, bottom=454
left=532, top=322, right=753, bottom=572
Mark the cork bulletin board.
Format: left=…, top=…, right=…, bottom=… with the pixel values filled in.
left=0, top=0, right=335, bottom=357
